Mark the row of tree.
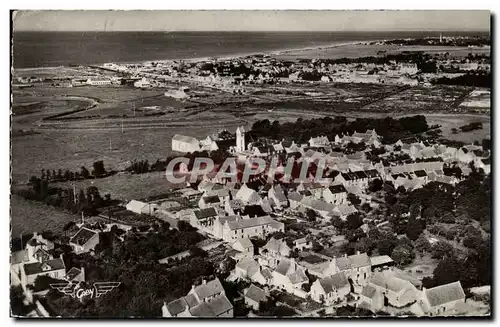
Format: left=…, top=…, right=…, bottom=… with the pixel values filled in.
left=39, top=161, right=108, bottom=182
left=250, top=115, right=429, bottom=145
left=15, top=177, right=111, bottom=216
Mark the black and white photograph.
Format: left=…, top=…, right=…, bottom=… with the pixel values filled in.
left=9, top=9, right=491, bottom=318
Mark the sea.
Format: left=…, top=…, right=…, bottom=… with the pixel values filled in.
left=12, top=31, right=489, bottom=69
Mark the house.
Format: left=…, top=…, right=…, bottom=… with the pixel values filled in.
left=359, top=285, right=384, bottom=312
left=370, top=271, right=419, bottom=308
left=172, top=134, right=201, bottom=153
left=224, top=199, right=244, bottom=216
left=219, top=216, right=284, bottom=243
left=232, top=237, right=254, bottom=255
left=69, top=227, right=100, bottom=254
left=198, top=195, right=222, bottom=209
left=309, top=136, right=330, bottom=148
left=272, top=258, right=309, bottom=293
left=235, top=257, right=261, bottom=279
left=244, top=284, right=268, bottom=311
left=125, top=200, right=158, bottom=215
left=262, top=238, right=291, bottom=258
left=287, top=192, right=303, bottom=209
left=12, top=232, right=55, bottom=266
left=268, top=184, right=288, bottom=209
left=299, top=197, right=336, bottom=218
left=419, top=281, right=466, bottom=316
left=323, top=184, right=348, bottom=205
left=191, top=207, right=218, bottom=229
left=369, top=255, right=395, bottom=271
left=316, top=252, right=371, bottom=285
left=20, top=256, right=66, bottom=288
left=332, top=204, right=358, bottom=221
left=65, top=267, right=85, bottom=283
left=310, top=272, right=351, bottom=305
left=162, top=278, right=233, bottom=317
left=293, top=237, right=312, bottom=251
left=235, top=184, right=262, bottom=205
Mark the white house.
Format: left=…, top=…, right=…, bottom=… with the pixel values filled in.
left=419, top=281, right=466, bottom=316
left=310, top=272, right=350, bottom=305
left=162, top=278, right=233, bottom=317
left=244, top=284, right=268, bottom=311
left=172, top=134, right=201, bottom=153
left=69, top=227, right=99, bottom=254
left=322, top=184, right=348, bottom=205
left=369, top=271, right=419, bottom=308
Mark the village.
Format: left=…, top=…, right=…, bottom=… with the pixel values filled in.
left=10, top=115, right=491, bottom=317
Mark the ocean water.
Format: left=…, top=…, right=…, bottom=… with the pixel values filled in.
left=12, top=31, right=488, bottom=68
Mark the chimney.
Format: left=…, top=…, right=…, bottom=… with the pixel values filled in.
left=202, top=279, right=207, bottom=285
left=191, top=284, right=196, bottom=292
left=356, top=251, right=361, bottom=255
left=344, top=253, right=348, bottom=258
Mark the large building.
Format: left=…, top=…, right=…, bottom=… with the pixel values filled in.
left=172, top=134, right=201, bottom=153
left=162, top=278, right=233, bottom=317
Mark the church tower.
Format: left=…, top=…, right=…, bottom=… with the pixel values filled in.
left=236, top=126, right=245, bottom=152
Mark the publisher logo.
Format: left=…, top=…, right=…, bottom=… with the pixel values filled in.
left=50, top=281, right=121, bottom=299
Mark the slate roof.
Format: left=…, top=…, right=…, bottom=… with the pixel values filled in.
left=328, top=184, right=347, bottom=194
left=69, top=227, right=98, bottom=246
left=234, top=237, right=253, bottom=250
left=189, top=294, right=233, bottom=317
left=23, top=258, right=65, bottom=276
left=335, top=253, right=371, bottom=271
left=264, top=238, right=290, bottom=255
left=202, top=195, right=221, bottom=204
left=65, top=267, right=83, bottom=281
left=364, top=169, right=379, bottom=178
left=371, top=272, right=414, bottom=293
left=300, top=197, right=336, bottom=213
left=227, top=199, right=244, bottom=210
left=242, top=205, right=267, bottom=217
left=424, top=281, right=466, bottom=308
left=270, top=184, right=288, bottom=203
left=194, top=207, right=218, bottom=220
left=369, top=255, right=394, bottom=267
left=319, top=272, right=349, bottom=293
left=414, top=170, right=428, bottom=177
left=166, top=297, right=188, bottom=316
left=193, top=278, right=224, bottom=300
left=245, top=284, right=267, bottom=303
left=228, top=216, right=279, bottom=231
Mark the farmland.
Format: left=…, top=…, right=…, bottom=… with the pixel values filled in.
left=10, top=194, right=78, bottom=236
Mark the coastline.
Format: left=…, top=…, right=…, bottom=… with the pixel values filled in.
left=12, top=39, right=375, bottom=71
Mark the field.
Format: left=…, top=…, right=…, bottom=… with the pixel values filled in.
left=10, top=194, right=79, bottom=236
left=52, top=172, right=184, bottom=203
left=423, top=113, right=491, bottom=143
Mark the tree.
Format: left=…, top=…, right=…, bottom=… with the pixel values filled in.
left=406, top=217, right=425, bottom=241
left=368, top=179, right=383, bottom=193
left=392, top=244, right=414, bottom=266
left=347, top=193, right=361, bottom=206
left=346, top=213, right=363, bottom=230
left=414, top=234, right=432, bottom=254
left=305, top=209, right=317, bottom=222
left=92, top=160, right=106, bottom=177
left=431, top=241, right=454, bottom=260
left=81, top=166, right=90, bottom=179
left=377, top=233, right=398, bottom=256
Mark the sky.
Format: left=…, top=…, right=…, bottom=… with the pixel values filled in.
left=13, top=10, right=491, bottom=32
